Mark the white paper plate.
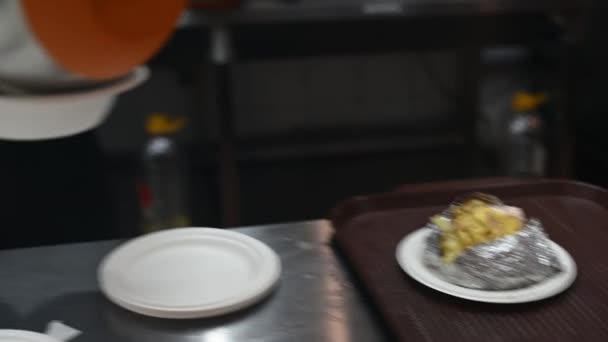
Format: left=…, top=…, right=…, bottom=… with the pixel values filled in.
left=98, top=227, right=281, bottom=319
left=396, top=228, right=577, bottom=303
left=0, top=330, right=59, bottom=342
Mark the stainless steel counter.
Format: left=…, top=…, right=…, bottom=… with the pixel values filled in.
left=0, top=220, right=386, bottom=341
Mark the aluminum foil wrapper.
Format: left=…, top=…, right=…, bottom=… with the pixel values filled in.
left=424, top=196, right=562, bottom=290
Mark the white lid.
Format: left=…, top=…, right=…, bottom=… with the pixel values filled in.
left=0, top=67, right=148, bottom=141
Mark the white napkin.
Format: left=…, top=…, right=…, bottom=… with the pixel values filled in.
left=44, top=321, right=81, bottom=341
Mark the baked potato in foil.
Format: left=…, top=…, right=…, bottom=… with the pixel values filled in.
left=424, top=193, right=562, bottom=290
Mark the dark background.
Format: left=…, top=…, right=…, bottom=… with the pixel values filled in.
left=0, top=0, right=604, bottom=249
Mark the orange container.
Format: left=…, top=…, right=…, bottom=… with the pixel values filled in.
left=20, top=0, right=186, bottom=81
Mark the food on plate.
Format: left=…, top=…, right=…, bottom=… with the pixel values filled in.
left=424, top=193, right=562, bottom=290
left=431, top=198, right=524, bottom=263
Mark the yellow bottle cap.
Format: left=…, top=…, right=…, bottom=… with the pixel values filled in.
left=146, top=113, right=186, bottom=135
left=512, top=92, right=547, bottom=112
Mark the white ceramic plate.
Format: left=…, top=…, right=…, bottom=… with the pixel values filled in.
left=396, top=228, right=577, bottom=303
left=0, top=330, right=59, bottom=342
left=98, top=227, right=281, bottom=319
left=0, top=67, right=148, bottom=141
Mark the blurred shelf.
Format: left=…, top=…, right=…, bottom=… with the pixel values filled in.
left=231, top=15, right=561, bottom=60
left=181, top=0, right=580, bottom=27
left=175, top=13, right=562, bottom=61
left=235, top=125, right=467, bottom=162
left=176, top=0, right=584, bottom=225
left=238, top=145, right=483, bottom=224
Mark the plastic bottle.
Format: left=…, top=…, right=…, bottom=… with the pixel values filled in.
left=504, top=92, right=547, bottom=177
left=138, top=113, right=190, bottom=232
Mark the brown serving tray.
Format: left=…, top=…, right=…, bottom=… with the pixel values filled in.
left=331, top=178, right=608, bottom=342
